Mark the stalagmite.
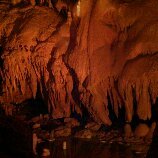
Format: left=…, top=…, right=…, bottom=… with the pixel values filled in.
left=124, top=123, right=133, bottom=138
left=33, top=133, right=38, bottom=155
left=145, top=122, right=157, bottom=140
left=134, top=124, right=150, bottom=138
left=63, top=141, right=67, bottom=150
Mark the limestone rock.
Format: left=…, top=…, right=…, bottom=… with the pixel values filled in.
left=54, top=126, right=71, bottom=137
left=0, top=0, right=158, bottom=126
left=85, top=122, right=101, bottom=131
left=32, top=123, right=41, bottom=129
left=75, top=129, right=95, bottom=139
left=31, top=116, right=41, bottom=123
left=33, top=133, right=38, bottom=155
left=30, top=0, right=36, bottom=6
left=64, top=117, right=80, bottom=128
left=2, top=103, right=14, bottom=116
left=124, top=124, right=133, bottom=138
left=145, top=122, right=157, bottom=140
left=134, top=124, right=149, bottom=138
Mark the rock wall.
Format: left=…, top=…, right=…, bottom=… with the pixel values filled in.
left=0, top=0, right=158, bottom=125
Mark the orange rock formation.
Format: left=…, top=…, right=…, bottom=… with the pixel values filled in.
left=0, top=0, right=158, bottom=125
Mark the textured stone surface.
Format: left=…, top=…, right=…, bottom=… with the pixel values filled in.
left=134, top=124, right=149, bottom=138
left=145, top=122, right=156, bottom=140
left=124, top=124, right=133, bottom=138
left=0, top=0, right=158, bottom=126
left=75, top=129, right=95, bottom=139
left=85, top=122, right=101, bottom=131
left=54, top=126, right=72, bottom=137
left=64, top=117, right=80, bottom=128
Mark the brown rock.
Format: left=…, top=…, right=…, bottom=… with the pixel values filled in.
left=42, top=148, right=50, bottom=157
left=75, top=129, right=95, bottom=139
left=145, top=122, right=157, bottom=140
left=32, top=123, right=41, bottom=129
left=43, top=114, right=49, bottom=120
left=54, top=126, right=71, bottom=138
left=124, top=124, right=133, bottom=138
left=30, top=0, right=36, bottom=6
left=85, top=122, right=101, bottom=131
left=11, top=0, right=22, bottom=5
left=96, top=131, right=106, bottom=140
left=64, top=117, right=80, bottom=128
left=50, top=130, right=55, bottom=141
left=33, top=133, right=38, bottom=155
left=31, top=116, right=41, bottom=123
left=134, top=124, right=149, bottom=138
left=2, top=104, right=14, bottom=116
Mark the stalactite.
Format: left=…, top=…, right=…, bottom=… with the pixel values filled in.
left=136, top=78, right=151, bottom=120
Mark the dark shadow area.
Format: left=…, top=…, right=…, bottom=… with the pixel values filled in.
left=146, top=97, right=158, bottom=158
left=0, top=96, right=48, bottom=158
left=0, top=116, right=33, bottom=158
left=0, top=45, right=3, bottom=95
left=36, top=137, right=146, bottom=158
left=14, top=98, right=48, bottom=120
left=107, top=93, right=126, bottom=130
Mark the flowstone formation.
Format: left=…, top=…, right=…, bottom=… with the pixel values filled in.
left=0, top=0, right=158, bottom=126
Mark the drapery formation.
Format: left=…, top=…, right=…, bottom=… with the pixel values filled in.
left=0, top=0, right=158, bottom=125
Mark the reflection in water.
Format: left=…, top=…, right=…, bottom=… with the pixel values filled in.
left=38, top=138, right=146, bottom=158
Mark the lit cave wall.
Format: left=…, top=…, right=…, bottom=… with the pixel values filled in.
left=0, top=0, right=158, bottom=126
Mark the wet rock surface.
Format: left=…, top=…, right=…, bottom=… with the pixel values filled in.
left=0, top=106, right=155, bottom=158
left=29, top=117, right=153, bottom=158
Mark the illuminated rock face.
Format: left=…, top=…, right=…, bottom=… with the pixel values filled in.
left=0, top=0, right=158, bottom=125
